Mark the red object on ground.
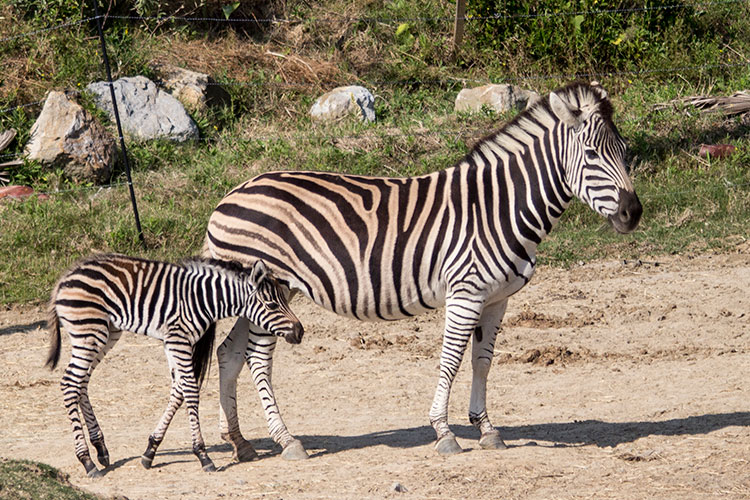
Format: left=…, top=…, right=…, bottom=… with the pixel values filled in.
left=698, top=144, right=736, bottom=159
left=0, top=185, right=48, bottom=201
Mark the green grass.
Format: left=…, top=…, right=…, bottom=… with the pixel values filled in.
left=0, top=459, right=102, bottom=500
left=1, top=0, right=749, bottom=304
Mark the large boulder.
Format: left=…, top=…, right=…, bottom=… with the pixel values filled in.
left=151, top=63, right=231, bottom=110
left=455, top=84, right=541, bottom=114
left=310, top=85, right=376, bottom=123
left=25, top=91, right=115, bottom=184
left=87, top=76, right=199, bottom=142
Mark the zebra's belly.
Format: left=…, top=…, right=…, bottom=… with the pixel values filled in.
left=299, top=281, right=447, bottom=322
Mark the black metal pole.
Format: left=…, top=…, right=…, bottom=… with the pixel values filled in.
left=92, top=1, right=145, bottom=247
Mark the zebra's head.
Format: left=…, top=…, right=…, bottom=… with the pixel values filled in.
left=243, top=260, right=305, bottom=344
left=548, top=83, right=642, bottom=234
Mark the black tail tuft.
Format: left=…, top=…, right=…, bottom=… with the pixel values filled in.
left=193, top=323, right=216, bottom=389
left=45, top=302, right=61, bottom=370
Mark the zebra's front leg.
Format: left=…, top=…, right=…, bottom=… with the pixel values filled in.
left=246, top=327, right=308, bottom=460
left=217, top=317, right=259, bottom=462
left=141, top=382, right=184, bottom=470
left=429, top=296, right=485, bottom=455
left=469, top=299, right=508, bottom=450
left=144, top=338, right=215, bottom=472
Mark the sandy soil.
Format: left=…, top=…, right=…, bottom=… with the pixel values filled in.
left=1, top=253, right=749, bottom=500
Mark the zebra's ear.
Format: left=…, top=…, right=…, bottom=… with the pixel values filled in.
left=249, top=260, right=268, bottom=287
left=549, top=91, right=583, bottom=129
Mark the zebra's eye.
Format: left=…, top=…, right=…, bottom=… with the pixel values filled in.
left=266, top=301, right=280, bottom=311
left=584, top=149, right=600, bottom=161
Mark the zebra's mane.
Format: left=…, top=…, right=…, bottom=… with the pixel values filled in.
left=180, top=256, right=247, bottom=277
left=468, top=81, right=613, bottom=160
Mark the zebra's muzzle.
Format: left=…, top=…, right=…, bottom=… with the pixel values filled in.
left=284, top=322, right=305, bottom=344
left=609, top=188, right=642, bottom=234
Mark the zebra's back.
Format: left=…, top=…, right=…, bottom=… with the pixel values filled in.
left=53, top=254, right=186, bottom=338
left=206, top=169, right=465, bottom=321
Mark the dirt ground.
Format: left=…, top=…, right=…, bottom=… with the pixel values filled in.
left=1, top=252, right=749, bottom=500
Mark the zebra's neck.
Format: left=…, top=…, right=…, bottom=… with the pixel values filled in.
left=455, top=106, right=574, bottom=269
left=188, top=267, right=244, bottom=322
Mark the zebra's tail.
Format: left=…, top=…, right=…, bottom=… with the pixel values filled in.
left=193, top=322, right=216, bottom=389
left=45, top=295, right=61, bottom=370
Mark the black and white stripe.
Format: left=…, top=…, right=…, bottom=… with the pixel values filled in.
left=46, top=253, right=303, bottom=476
left=204, top=82, right=642, bottom=459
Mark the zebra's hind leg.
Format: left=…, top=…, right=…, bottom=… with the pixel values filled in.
left=469, top=299, right=508, bottom=450
left=246, top=328, right=308, bottom=461
left=429, top=296, right=485, bottom=456
left=60, top=325, right=109, bottom=477
left=78, top=328, right=123, bottom=468
left=217, top=318, right=259, bottom=462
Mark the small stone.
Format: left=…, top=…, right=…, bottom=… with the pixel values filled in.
left=455, top=84, right=540, bottom=114
left=391, top=482, right=408, bottom=493
left=310, top=85, right=375, bottom=123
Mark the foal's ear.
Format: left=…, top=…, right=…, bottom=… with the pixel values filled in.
left=549, top=91, right=583, bottom=129
left=249, top=260, right=268, bottom=287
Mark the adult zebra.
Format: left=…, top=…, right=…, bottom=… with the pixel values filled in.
left=46, top=254, right=303, bottom=476
left=204, top=82, right=642, bottom=460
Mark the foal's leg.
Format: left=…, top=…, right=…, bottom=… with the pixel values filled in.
left=77, top=328, right=122, bottom=468
left=217, top=317, right=259, bottom=462
left=60, top=323, right=109, bottom=477
left=246, top=327, right=307, bottom=460
left=469, top=299, right=508, bottom=449
left=428, top=294, right=486, bottom=455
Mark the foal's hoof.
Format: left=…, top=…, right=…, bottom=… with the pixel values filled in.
left=97, top=453, right=110, bottom=468
left=202, top=461, right=217, bottom=473
left=479, top=431, right=507, bottom=450
left=140, top=456, right=154, bottom=469
left=435, top=435, right=463, bottom=456
left=281, top=439, right=309, bottom=461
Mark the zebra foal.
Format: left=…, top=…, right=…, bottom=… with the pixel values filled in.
left=205, top=82, right=642, bottom=459
left=46, top=253, right=303, bottom=477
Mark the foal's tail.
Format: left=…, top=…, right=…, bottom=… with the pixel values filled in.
left=45, top=293, right=61, bottom=370
left=193, top=323, right=216, bottom=389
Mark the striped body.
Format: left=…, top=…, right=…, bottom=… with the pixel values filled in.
left=46, top=254, right=302, bottom=476
left=205, top=82, right=642, bottom=458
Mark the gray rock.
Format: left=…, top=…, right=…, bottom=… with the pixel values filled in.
left=151, top=63, right=230, bottom=110
left=25, top=91, right=115, bottom=184
left=310, top=85, right=375, bottom=123
left=87, top=76, right=199, bottom=142
left=455, top=84, right=541, bottom=114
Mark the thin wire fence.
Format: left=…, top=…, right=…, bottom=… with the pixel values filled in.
left=2, top=2, right=749, bottom=204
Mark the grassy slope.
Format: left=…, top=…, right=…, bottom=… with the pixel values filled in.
left=1, top=1, right=749, bottom=304
left=0, top=459, right=101, bottom=500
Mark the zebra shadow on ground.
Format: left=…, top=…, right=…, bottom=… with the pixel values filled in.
left=0, top=320, right=46, bottom=336
left=101, top=411, right=750, bottom=473
left=275, top=411, right=750, bottom=457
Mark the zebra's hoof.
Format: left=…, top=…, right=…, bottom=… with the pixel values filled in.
left=235, top=441, right=259, bottom=462
left=97, top=453, right=110, bottom=468
left=281, top=439, right=309, bottom=461
left=86, top=467, right=103, bottom=479
left=141, top=456, right=153, bottom=469
left=202, top=461, right=217, bottom=473
left=479, top=431, right=507, bottom=450
left=435, top=435, right=463, bottom=456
